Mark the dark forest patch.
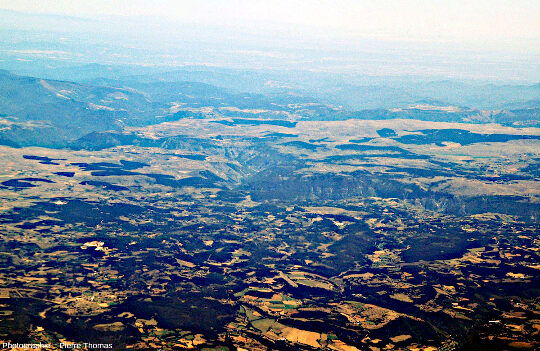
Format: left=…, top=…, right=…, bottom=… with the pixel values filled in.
left=2, top=177, right=54, bottom=188
left=395, top=129, right=540, bottom=145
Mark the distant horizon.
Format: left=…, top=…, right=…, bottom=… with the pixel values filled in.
left=2, top=1, right=540, bottom=43
left=1, top=1, right=540, bottom=82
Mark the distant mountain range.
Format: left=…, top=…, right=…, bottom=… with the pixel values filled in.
left=0, top=69, right=538, bottom=148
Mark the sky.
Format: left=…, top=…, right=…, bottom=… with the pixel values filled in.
left=2, top=0, right=539, bottom=46
left=1, top=1, right=539, bottom=81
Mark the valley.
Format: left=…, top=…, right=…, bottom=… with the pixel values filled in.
left=0, top=109, right=538, bottom=350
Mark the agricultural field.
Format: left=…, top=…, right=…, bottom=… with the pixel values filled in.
left=1, top=111, right=538, bottom=350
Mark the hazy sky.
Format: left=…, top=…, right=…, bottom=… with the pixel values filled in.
left=3, top=0, right=540, bottom=45
left=2, top=1, right=539, bottom=81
